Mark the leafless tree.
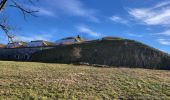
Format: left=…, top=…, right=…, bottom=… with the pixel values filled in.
left=0, top=0, right=39, bottom=43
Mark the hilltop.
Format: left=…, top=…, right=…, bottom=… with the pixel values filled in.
left=32, top=37, right=170, bottom=70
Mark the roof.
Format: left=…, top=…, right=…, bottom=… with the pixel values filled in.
left=62, top=37, right=75, bottom=40
left=56, top=36, right=85, bottom=45
left=27, top=40, right=55, bottom=47
left=6, top=42, right=27, bottom=48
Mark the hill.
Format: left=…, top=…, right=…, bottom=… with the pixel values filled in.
left=0, top=61, right=169, bottom=99
left=31, top=37, right=170, bottom=70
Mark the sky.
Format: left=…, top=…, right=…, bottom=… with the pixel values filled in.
left=0, top=0, right=170, bottom=53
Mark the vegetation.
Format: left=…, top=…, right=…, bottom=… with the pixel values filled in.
left=32, top=38, right=170, bottom=70
left=0, top=61, right=169, bottom=99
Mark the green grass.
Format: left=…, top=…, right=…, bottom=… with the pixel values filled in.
left=0, top=61, right=169, bottom=99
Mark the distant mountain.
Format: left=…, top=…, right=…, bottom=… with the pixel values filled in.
left=31, top=37, right=170, bottom=70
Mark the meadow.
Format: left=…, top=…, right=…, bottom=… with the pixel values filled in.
left=0, top=61, right=169, bottom=99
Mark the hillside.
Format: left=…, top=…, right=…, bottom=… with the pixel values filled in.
left=32, top=37, right=170, bottom=70
left=0, top=61, right=169, bottom=99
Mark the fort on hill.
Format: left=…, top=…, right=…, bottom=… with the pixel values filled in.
left=0, top=35, right=84, bottom=60
left=0, top=36, right=170, bottom=70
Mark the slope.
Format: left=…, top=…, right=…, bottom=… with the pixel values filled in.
left=31, top=37, right=170, bottom=70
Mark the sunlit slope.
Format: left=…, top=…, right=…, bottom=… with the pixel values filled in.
left=0, top=61, right=169, bottom=99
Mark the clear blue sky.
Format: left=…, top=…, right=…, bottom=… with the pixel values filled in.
left=0, top=0, right=170, bottom=53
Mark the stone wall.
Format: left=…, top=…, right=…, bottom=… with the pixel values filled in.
left=0, top=46, right=55, bottom=61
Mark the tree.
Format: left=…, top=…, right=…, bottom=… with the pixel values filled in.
left=0, top=0, right=38, bottom=43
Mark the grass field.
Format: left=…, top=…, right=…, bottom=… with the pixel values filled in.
left=0, top=61, right=169, bottom=99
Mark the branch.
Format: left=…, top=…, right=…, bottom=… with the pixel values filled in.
left=0, top=0, right=7, bottom=12
left=0, top=0, right=39, bottom=43
left=0, top=23, right=14, bottom=43
left=9, top=0, right=38, bottom=19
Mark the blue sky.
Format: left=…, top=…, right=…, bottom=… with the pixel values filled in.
left=1, top=0, right=170, bottom=53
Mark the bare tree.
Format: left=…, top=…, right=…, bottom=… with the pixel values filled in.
left=0, top=0, right=39, bottom=43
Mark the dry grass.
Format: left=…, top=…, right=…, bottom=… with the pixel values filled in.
left=0, top=61, right=169, bottom=99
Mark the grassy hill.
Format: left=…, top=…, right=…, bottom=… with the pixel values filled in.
left=32, top=37, right=170, bottom=70
left=0, top=61, right=169, bottom=99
